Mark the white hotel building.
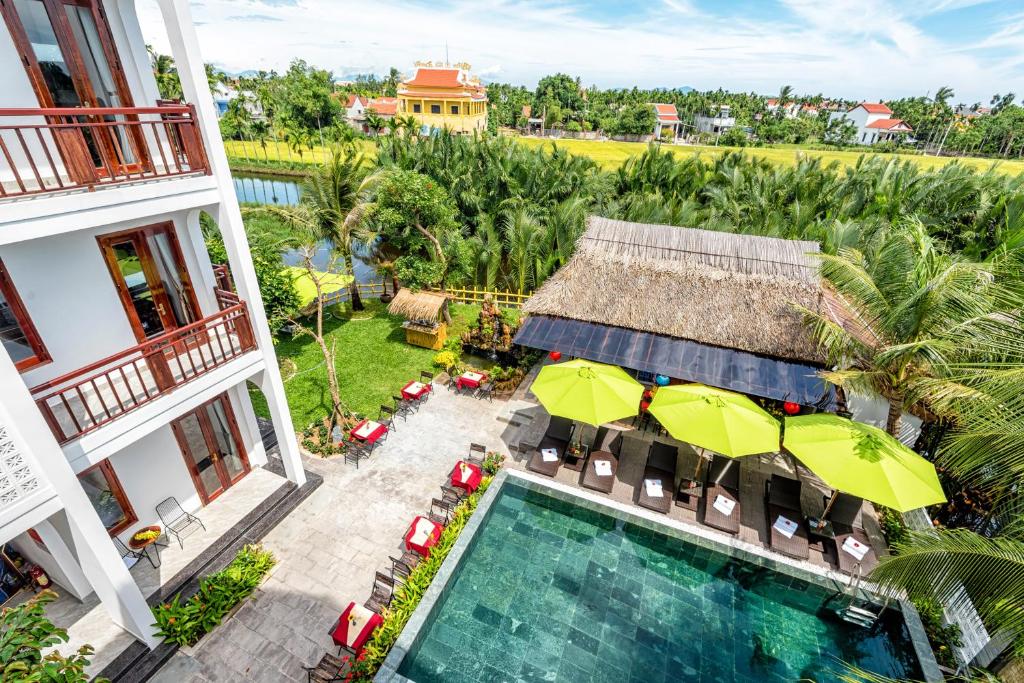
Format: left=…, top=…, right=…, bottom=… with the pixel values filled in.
left=0, top=0, right=304, bottom=666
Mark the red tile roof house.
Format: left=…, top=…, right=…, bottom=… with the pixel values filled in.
left=652, top=103, right=681, bottom=140
left=829, top=102, right=914, bottom=145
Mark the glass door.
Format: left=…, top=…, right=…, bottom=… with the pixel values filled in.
left=98, top=223, right=199, bottom=343
left=171, top=394, right=250, bottom=504
left=1, top=0, right=146, bottom=178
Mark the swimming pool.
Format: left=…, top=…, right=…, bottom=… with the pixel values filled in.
left=385, top=473, right=936, bottom=682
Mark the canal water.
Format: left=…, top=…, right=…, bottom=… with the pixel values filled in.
left=232, top=172, right=379, bottom=284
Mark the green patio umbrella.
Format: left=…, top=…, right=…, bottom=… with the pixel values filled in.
left=647, top=384, right=780, bottom=478
left=531, top=359, right=644, bottom=426
left=783, top=414, right=946, bottom=513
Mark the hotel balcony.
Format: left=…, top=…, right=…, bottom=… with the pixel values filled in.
left=29, top=294, right=255, bottom=445
left=0, top=104, right=209, bottom=201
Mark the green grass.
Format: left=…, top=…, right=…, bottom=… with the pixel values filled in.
left=251, top=300, right=483, bottom=428
left=224, top=139, right=374, bottom=166
left=513, top=136, right=1024, bottom=175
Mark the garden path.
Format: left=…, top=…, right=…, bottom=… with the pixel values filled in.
left=151, top=384, right=516, bottom=682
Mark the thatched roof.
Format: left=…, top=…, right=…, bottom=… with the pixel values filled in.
left=388, top=288, right=448, bottom=321
left=523, top=216, right=841, bottom=364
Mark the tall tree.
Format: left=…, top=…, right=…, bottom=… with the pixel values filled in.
left=302, top=152, right=376, bottom=311
left=799, top=221, right=1005, bottom=436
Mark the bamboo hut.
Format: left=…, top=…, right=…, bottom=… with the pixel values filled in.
left=388, top=288, right=451, bottom=350
left=516, top=216, right=866, bottom=409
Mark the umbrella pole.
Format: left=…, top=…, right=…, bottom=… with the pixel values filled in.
left=693, top=447, right=707, bottom=481
left=819, top=491, right=838, bottom=530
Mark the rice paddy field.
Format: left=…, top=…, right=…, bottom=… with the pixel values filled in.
left=224, top=136, right=1024, bottom=176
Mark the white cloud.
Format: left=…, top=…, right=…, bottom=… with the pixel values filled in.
left=135, top=0, right=1023, bottom=103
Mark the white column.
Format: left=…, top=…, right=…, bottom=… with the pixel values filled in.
left=33, top=519, right=92, bottom=600
left=158, top=0, right=305, bottom=487
left=0, top=357, right=159, bottom=648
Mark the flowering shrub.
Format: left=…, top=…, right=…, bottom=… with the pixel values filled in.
left=152, top=544, right=275, bottom=646
left=345, top=473, right=499, bottom=680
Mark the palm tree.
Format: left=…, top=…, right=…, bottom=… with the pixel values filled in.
left=364, top=110, right=386, bottom=137
left=397, top=114, right=420, bottom=138
left=798, top=221, right=1005, bottom=436
left=302, top=151, right=376, bottom=311
left=933, top=86, right=955, bottom=108
left=502, top=207, right=544, bottom=293
left=871, top=517, right=1024, bottom=655
left=147, top=45, right=181, bottom=101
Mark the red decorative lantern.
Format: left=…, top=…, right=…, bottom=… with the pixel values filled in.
left=549, top=351, right=562, bottom=361
left=783, top=401, right=800, bottom=415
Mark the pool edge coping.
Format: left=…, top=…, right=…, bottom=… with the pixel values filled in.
left=376, top=468, right=510, bottom=682
left=376, top=468, right=942, bottom=682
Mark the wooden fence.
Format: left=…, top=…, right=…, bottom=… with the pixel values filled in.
left=429, top=286, right=532, bottom=309
left=320, top=281, right=389, bottom=307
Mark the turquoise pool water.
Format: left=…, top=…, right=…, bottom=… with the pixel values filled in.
left=397, top=483, right=924, bottom=683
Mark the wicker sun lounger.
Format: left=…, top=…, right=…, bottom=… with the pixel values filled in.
left=765, top=474, right=810, bottom=560
left=827, top=493, right=879, bottom=574
left=526, top=441, right=561, bottom=477
left=581, top=450, right=618, bottom=493
left=637, top=441, right=678, bottom=514
left=700, top=455, right=741, bottom=535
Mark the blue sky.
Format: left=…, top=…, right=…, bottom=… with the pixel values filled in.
left=137, top=0, right=1024, bottom=104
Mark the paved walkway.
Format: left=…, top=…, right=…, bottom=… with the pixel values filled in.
left=153, top=386, right=516, bottom=682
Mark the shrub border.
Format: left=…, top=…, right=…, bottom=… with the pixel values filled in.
left=351, top=469, right=507, bottom=681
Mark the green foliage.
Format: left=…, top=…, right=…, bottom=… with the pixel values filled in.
left=0, top=589, right=105, bottom=683
left=481, top=451, right=505, bottom=475
left=610, top=102, right=657, bottom=136
left=153, top=545, right=275, bottom=647
left=270, top=59, right=341, bottom=137
left=911, top=596, right=964, bottom=669
left=718, top=126, right=749, bottom=147
left=346, top=476, right=497, bottom=680
left=878, top=507, right=909, bottom=547
left=206, top=229, right=300, bottom=331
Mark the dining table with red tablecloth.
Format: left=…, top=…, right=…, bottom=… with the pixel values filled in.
left=404, top=515, right=443, bottom=557
left=349, top=418, right=388, bottom=444
left=330, top=601, right=383, bottom=654
left=450, top=460, right=483, bottom=493
left=456, top=371, right=488, bottom=391
left=401, top=380, right=431, bottom=401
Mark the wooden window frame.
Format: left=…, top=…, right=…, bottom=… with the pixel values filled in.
left=412, top=103, right=421, bottom=113
left=430, top=104, right=441, bottom=114
left=96, top=221, right=203, bottom=344
left=450, top=104, right=459, bottom=115
left=0, top=258, right=51, bottom=372
left=77, top=459, right=137, bottom=536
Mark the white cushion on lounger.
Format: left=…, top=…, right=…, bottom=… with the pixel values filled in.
left=773, top=515, right=798, bottom=539
left=712, top=495, right=736, bottom=517
left=644, top=479, right=663, bottom=498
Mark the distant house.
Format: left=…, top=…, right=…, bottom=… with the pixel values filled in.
left=694, top=105, right=735, bottom=135
left=344, top=93, right=368, bottom=122
left=766, top=99, right=818, bottom=118
left=211, top=82, right=264, bottom=120
left=397, top=62, right=487, bottom=134
left=651, top=103, right=681, bottom=140
left=829, top=102, right=913, bottom=145
left=955, top=104, right=992, bottom=118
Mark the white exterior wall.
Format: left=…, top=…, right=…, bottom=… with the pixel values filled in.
left=0, top=0, right=305, bottom=652
left=831, top=107, right=894, bottom=145
left=1, top=212, right=217, bottom=392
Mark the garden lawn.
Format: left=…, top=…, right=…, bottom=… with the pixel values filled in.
left=251, top=300, right=483, bottom=428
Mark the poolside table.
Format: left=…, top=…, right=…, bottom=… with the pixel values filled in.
left=451, top=460, right=483, bottom=493
left=330, top=602, right=382, bottom=654
left=405, top=516, right=443, bottom=557
left=401, top=380, right=431, bottom=401
left=456, top=371, right=487, bottom=391
left=349, top=419, right=388, bottom=444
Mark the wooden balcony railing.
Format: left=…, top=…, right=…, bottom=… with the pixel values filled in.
left=30, top=303, right=256, bottom=444
left=0, top=103, right=210, bottom=199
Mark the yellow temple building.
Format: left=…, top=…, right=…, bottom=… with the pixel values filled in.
left=397, top=62, right=487, bottom=134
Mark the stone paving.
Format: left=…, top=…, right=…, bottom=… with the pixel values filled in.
left=152, top=385, right=519, bottom=682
